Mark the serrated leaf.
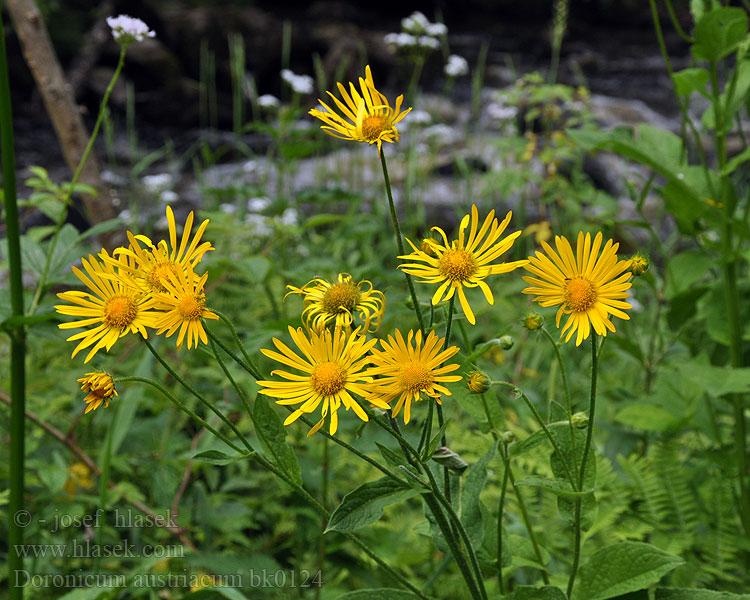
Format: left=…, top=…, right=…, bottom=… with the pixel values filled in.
left=253, top=394, right=302, bottom=486
left=672, top=67, right=710, bottom=98
left=326, top=477, right=419, bottom=532
left=461, top=440, right=498, bottom=545
left=692, top=7, right=748, bottom=62
left=514, top=475, right=593, bottom=498
left=573, top=542, right=684, bottom=600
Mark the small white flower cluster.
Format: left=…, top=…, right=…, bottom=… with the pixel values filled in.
left=487, top=100, right=519, bottom=122
left=385, top=11, right=445, bottom=52
left=106, top=15, right=155, bottom=46
left=444, top=54, right=469, bottom=78
left=258, top=94, right=280, bottom=108
left=281, top=69, right=314, bottom=95
left=401, top=11, right=447, bottom=37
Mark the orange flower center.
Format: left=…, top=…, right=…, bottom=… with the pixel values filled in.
left=439, top=249, right=477, bottom=282
left=177, top=294, right=205, bottom=320
left=563, top=276, right=597, bottom=312
left=103, top=295, right=138, bottom=329
left=146, top=261, right=177, bottom=293
left=361, top=114, right=388, bottom=141
left=311, top=361, right=347, bottom=396
left=399, top=362, right=433, bottom=393
left=321, top=282, right=360, bottom=314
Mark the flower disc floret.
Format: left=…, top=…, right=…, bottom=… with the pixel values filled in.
left=522, top=231, right=633, bottom=346
left=309, top=65, right=411, bottom=152
left=399, top=204, right=527, bottom=325
left=258, top=327, right=384, bottom=436
left=286, top=273, right=385, bottom=333
left=55, top=250, right=159, bottom=363
left=365, top=329, right=462, bottom=425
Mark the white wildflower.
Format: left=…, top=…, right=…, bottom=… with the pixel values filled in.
left=281, top=69, right=314, bottom=95
left=106, top=15, right=155, bottom=46
left=258, top=94, right=280, bottom=108
left=487, top=102, right=518, bottom=121
left=279, top=208, right=298, bottom=226
left=142, top=173, right=173, bottom=193
left=426, top=22, right=448, bottom=37
left=159, top=190, right=178, bottom=204
left=402, top=11, right=430, bottom=34
left=417, top=36, right=440, bottom=50
left=247, top=196, right=271, bottom=212
left=444, top=55, right=469, bottom=78
left=405, top=109, right=432, bottom=126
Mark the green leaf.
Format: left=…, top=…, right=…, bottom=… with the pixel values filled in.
left=191, top=449, right=250, bottom=465
left=302, top=213, right=347, bottom=229
left=334, top=590, right=423, bottom=600
left=573, top=541, right=684, bottom=600
left=326, top=477, right=420, bottom=532
left=692, top=7, right=748, bottom=62
left=237, top=256, right=271, bottom=282
left=461, top=440, right=498, bottom=545
left=20, top=235, right=46, bottom=277
left=421, top=419, right=450, bottom=462
left=514, top=475, right=593, bottom=498
left=677, top=360, right=750, bottom=397
left=722, top=146, right=750, bottom=176
left=549, top=424, right=597, bottom=530
left=665, top=251, right=715, bottom=299
left=0, top=311, right=57, bottom=332
left=672, top=67, right=710, bottom=98
left=502, top=586, right=566, bottom=600
left=656, top=589, right=750, bottom=600
left=47, top=224, right=82, bottom=281
left=615, top=403, right=683, bottom=432
left=253, top=394, right=302, bottom=486
left=79, top=218, right=124, bottom=240
left=375, top=442, right=407, bottom=468
left=507, top=533, right=550, bottom=569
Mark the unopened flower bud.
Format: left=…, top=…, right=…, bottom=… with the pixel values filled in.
left=403, top=296, right=415, bottom=310
left=499, top=335, right=514, bottom=350
left=466, top=370, right=491, bottom=394
left=571, top=411, right=589, bottom=428
left=522, top=312, right=544, bottom=331
left=628, top=254, right=649, bottom=277
left=501, top=431, right=516, bottom=443
left=432, top=446, right=469, bottom=474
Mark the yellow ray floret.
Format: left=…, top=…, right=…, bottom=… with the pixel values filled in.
left=365, top=329, right=462, bottom=425
left=56, top=250, right=160, bottom=363
left=285, top=272, right=386, bottom=333
left=77, top=372, right=118, bottom=413
left=113, top=206, right=213, bottom=294
left=522, top=231, right=633, bottom=346
left=152, top=266, right=219, bottom=350
left=309, top=65, right=411, bottom=152
left=399, top=204, right=528, bottom=325
left=258, top=326, right=386, bottom=436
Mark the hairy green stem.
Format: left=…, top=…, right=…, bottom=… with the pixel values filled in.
left=566, top=333, right=599, bottom=598
left=379, top=148, right=425, bottom=333
left=708, top=55, right=750, bottom=535
left=496, top=442, right=510, bottom=593
left=116, top=376, right=245, bottom=453
left=142, top=338, right=253, bottom=453
left=496, top=381, right=578, bottom=490
left=212, top=310, right=263, bottom=379
left=1, top=8, right=25, bottom=596
left=437, top=295, right=456, bottom=509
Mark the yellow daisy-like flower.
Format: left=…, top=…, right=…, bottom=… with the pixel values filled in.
left=285, top=273, right=386, bottom=333
left=77, top=372, right=118, bottom=413
left=522, top=231, right=633, bottom=346
left=308, top=65, right=411, bottom=152
left=258, top=326, right=386, bottom=436
left=114, top=206, right=213, bottom=294
left=365, top=329, right=462, bottom=425
left=56, top=251, right=159, bottom=363
left=399, top=204, right=528, bottom=325
left=152, top=266, right=219, bottom=350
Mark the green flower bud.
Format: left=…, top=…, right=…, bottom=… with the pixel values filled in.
left=499, top=335, right=514, bottom=350
left=522, top=312, right=544, bottom=331
left=628, top=254, right=649, bottom=277
left=571, top=411, right=589, bottom=428
left=467, top=370, right=492, bottom=394
left=501, top=431, right=516, bottom=444
left=431, top=447, right=469, bottom=474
